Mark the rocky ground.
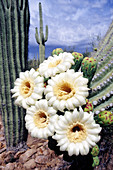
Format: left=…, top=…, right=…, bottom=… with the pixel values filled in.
left=0, top=112, right=113, bottom=170
left=0, top=114, right=71, bottom=170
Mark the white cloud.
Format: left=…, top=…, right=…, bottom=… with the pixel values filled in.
left=28, top=0, right=112, bottom=47
left=88, top=23, right=108, bottom=42
left=65, top=8, right=88, bottom=21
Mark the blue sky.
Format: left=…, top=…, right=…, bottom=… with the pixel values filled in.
left=28, top=0, right=113, bottom=59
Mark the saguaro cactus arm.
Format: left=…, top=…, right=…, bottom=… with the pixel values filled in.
left=35, top=27, right=40, bottom=44
left=44, top=25, right=48, bottom=42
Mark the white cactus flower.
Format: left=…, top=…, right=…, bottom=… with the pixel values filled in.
left=25, top=99, right=58, bottom=139
left=44, top=69, right=89, bottom=111
left=52, top=107, right=102, bottom=156
left=11, top=68, right=44, bottom=109
left=39, top=52, right=74, bottom=78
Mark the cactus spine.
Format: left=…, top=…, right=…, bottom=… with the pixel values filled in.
left=0, top=0, right=30, bottom=149
left=35, top=2, right=48, bottom=64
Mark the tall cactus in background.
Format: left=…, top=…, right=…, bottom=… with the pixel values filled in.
left=35, top=2, right=48, bottom=64
left=89, top=21, right=113, bottom=114
left=0, top=0, right=30, bottom=150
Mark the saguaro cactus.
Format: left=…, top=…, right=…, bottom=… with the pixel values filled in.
left=89, top=21, right=113, bottom=114
left=0, top=0, right=30, bottom=150
left=35, top=2, right=48, bottom=64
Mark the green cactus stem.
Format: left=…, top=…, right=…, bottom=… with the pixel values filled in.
left=52, top=48, right=63, bottom=56
left=35, top=2, right=48, bottom=64
left=0, top=0, right=30, bottom=150
left=81, top=57, right=97, bottom=86
left=91, top=145, right=100, bottom=157
left=71, top=52, right=84, bottom=72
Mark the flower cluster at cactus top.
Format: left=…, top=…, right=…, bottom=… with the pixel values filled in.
left=39, top=52, right=74, bottom=78
left=11, top=51, right=102, bottom=157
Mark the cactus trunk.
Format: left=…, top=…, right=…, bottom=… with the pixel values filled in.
left=0, top=0, right=30, bottom=150
left=39, top=43, right=45, bottom=63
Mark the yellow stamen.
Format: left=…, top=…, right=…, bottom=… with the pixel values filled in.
left=33, top=110, right=49, bottom=128
left=53, top=80, right=75, bottom=100
left=67, top=122, right=87, bottom=143
left=20, top=79, right=34, bottom=98
left=48, top=59, right=62, bottom=68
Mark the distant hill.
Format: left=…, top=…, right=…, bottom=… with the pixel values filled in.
left=28, top=43, right=92, bottom=60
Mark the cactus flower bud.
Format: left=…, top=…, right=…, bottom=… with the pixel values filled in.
left=71, top=52, right=83, bottom=71
left=92, top=156, right=100, bottom=167
left=36, top=68, right=39, bottom=71
left=91, top=145, right=100, bottom=156
left=94, top=48, right=97, bottom=51
left=95, top=111, right=113, bottom=126
left=84, top=99, right=93, bottom=112
left=81, top=57, right=97, bottom=85
left=52, top=48, right=63, bottom=56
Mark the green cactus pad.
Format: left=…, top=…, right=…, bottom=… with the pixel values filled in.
left=91, top=145, right=100, bottom=156
left=81, top=57, right=97, bottom=86
left=71, top=52, right=83, bottom=71
left=95, top=111, right=113, bottom=126
left=92, top=156, right=100, bottom=167
left=52, top=48, right=63, bottom=56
